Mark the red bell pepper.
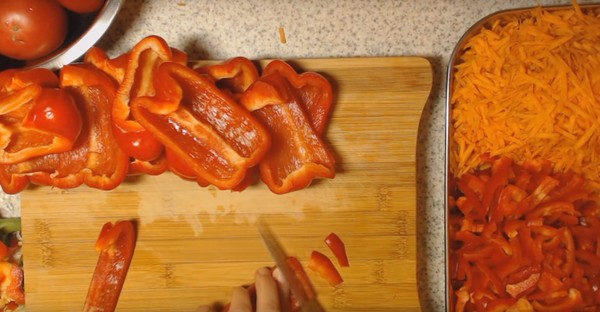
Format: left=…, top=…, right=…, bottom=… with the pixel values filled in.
left=260, top=59, right=333, bottom=136
left=2, top=64, right=129, bottom=191
left=324, top=232, right=349, bottom=267
left=83, top=220, right=136, bottom=312
left=112, top=36, right=187, bottom=166
left=0, top=68, right=82, bottom=165
left=241, top=71, right=335, bottom=194
left=195, top=56, right=259, bottom=98
left=308, top=250, right=343, bottom=287
left=131, top=61, right=271, bottom=190
left=84, top=47, right=130, bottom=84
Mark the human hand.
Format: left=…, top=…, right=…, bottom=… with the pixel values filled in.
left=196, top=266, right=291, bottom=312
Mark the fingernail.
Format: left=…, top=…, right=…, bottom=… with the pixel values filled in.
left=257, top=266, right=271, bottom=276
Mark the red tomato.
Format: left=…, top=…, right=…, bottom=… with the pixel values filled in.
left=58, top=0, right=105, bottom=13
left=0, top=0, right=68, bottom=61
left=23, top=88, right=83, bottom=143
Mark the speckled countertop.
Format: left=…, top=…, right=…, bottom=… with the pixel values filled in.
left=2, top=0, right=596, bottom=311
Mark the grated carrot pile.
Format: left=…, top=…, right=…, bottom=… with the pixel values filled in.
left=450, top=1, right=600, bottom=188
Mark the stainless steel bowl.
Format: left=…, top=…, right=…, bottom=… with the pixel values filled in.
left=0, top=0, right=123, bottom=71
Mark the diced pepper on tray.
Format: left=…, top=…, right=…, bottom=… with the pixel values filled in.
left=449, top=155, right=600, bottom=311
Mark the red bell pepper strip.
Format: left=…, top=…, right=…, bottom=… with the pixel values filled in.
left=0, top=68, right=82, bottom=165
left=195, top=56, right=259, bottom=98
left=131, top=61, right=271, bottom=190
left=531, top=288, right=584, bottom=312
left=308, top=250, right=343, bottom=287
left=286, top=256, right=318, bottom=311
left=324, top=232, right=349, bottom=267
left=7, top=64, right=129, bottom=191
left=241, top=71, right=335, bottom=194
left=83, top=220, right=136, bottom=312
left=260, top=60, right=333, bottom=136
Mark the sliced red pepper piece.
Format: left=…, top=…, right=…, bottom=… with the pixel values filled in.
left=241, top=71, right=335, bottom=194
left=84, top=47, right=130, bottom=84
left=83, top=220, right=136, bottom=312
left=195, top=56, right=259, bottom=98
left=0, top=69, right=82, bottom=164
left=131, top=61, right=271, bottom=190
left=324, top=232, right=349, bottom=267
left=308, top=250, right=343, bottom=287
left=260, top=60, right=333, bottom=136
left=12, top=64, right=129, bottom=190
left=286, top=256, right=318, bottom=311
left=531, top=288, right=584, bottom=312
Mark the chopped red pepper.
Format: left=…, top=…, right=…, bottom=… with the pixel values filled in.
left=241, top=71, right=335, bottom=194
left=286, top=256, right=318, bottom=311
left=324, top=232, right=349, bottom=267
left=0, top=68, right=82, bottom=165
left=83, top=220, right=136, bottom=312
left=308, top=250, right=343, bottom=287
left=131, top=61, right=271, bottom=190
left=449, top=156, right=600, bottom=311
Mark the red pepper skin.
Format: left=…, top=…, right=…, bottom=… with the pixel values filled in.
left=287, top=256, right=318, bottom=311
left=242, top=71, right=335, bottom=194
left=112, top=36, right=183, bottom=163
left=0, top=69, right=82, bottom=165
left=131, top=61, right=271, bottom=190
left=308, top=250, right=343, bottom=287
left=12, top=64, right=129, bottom=191
left=83, top=220, right=136, bottom=312
left=324, top=232, right=349, bottom=267
left=260, top=60, right=333, bottom=136
left=84, top=47, right=130, bottom=84
left=196, top=57, right=259, bottom=97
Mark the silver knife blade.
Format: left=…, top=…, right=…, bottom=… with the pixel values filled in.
left=256, top=218, right=326, bottom=312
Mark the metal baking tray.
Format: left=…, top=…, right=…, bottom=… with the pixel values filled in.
left=444, top=3, right=600, bottom=311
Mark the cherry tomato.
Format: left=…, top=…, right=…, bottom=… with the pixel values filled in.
left=58, top=0, right=105, bottom=13
left=0, top=0, right=68, bottom=61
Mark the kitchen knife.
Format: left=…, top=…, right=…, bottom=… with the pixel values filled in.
left=256, top=219, right=326, bottom=312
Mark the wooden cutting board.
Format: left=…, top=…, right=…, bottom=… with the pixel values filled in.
left=20, top=57, right=432, bottom=311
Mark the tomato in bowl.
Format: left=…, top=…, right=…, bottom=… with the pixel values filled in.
left=0, top=0, right=122, bottom=71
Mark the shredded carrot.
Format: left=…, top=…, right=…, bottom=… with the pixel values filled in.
left=451, top=1, right=600, bottom=188
left=279, top=26, right=287, bottom=44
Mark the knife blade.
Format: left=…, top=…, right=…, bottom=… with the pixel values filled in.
left=256, top=219, right=326, bottom=312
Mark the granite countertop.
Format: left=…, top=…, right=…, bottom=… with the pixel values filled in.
left=1, top=0, right=594, bottom=311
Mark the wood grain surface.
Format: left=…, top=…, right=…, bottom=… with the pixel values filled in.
left=20, top=57, right=432, bottom=311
